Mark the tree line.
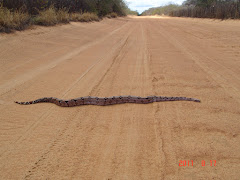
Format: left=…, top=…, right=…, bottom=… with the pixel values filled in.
left=141, top=0, right=240, bottom=19
left=170, top=0, right=240, bottom=19
left=0, top=0, right=128, bottom=16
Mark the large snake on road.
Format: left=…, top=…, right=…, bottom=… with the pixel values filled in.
left=15, top=96, right=200, bottom=107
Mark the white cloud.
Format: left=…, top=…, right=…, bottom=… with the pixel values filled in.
left=126, top=0, right=184, bottom=13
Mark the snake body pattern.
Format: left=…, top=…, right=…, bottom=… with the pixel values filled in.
left=15, top=96, right=200, bottom=107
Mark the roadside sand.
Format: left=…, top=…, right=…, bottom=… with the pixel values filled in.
left=0, top=16, right=240, bottom=179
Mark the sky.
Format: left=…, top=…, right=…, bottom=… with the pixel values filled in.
left=126, top=0, right=185, bottom=13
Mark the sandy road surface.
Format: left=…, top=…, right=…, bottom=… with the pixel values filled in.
left=0, top=16, right=240, bottom=179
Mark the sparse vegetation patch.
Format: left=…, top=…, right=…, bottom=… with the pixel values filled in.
left=0, top=0, right=133, bottom=33
left=71, top=12, right=99, bottom=22
left=0, top=6, right=30, bottom=33
left=34, top=6, right=58, bottom=26
left=106, top=12, right=118, bottom=18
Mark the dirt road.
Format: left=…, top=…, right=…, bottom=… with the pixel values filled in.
left=0, top=16, right=240, bottom=179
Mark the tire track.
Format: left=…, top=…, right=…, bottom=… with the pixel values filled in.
left=19, top=23, right=135, bottom=180
left=1, top=17, right=240, bottom=179
left=0, top=21, right=131, bottom=159
left=0, top=21, right=130, bottom=96
left=89, top=32, right=132, bottom=96
left=148, top=20, right=240, bottom=104
left=163, top=20, right=240, bottom=82
left=143, top=21, right=178, bottom=179
left=0, top=47, right=66, bottom=75
left=147, top=19, right=240, bottom=178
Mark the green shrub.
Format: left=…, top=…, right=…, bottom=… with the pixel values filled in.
left=0, top=6, right=30, bottom=33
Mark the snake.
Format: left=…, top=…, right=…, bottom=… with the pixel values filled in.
left=15, top=96, right=200, bottom=107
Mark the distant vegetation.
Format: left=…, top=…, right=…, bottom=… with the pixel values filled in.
left=125, top=7, right=139, bottom=16
left=170, top=0, right=240, bottom=19
left=0, top=0, right=130, bottom=33
left=141, top=0, right=240, bottom=19
left=141, top=4, right=181, bottom=16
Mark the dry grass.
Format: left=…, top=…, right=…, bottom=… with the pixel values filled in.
left=34, top=6, right=70, bottom=26
left=0, top=6, right=100, bottom=33
left=34, top=6, right=58, bottom=26
left=0, top=6, right=30, bottom=33
left=71, top=12, right=99, bottom=22
left=56, top=8, right=70, bottom=23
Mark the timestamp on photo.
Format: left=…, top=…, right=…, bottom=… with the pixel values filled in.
left=179, top=160, right=216, bottom=167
